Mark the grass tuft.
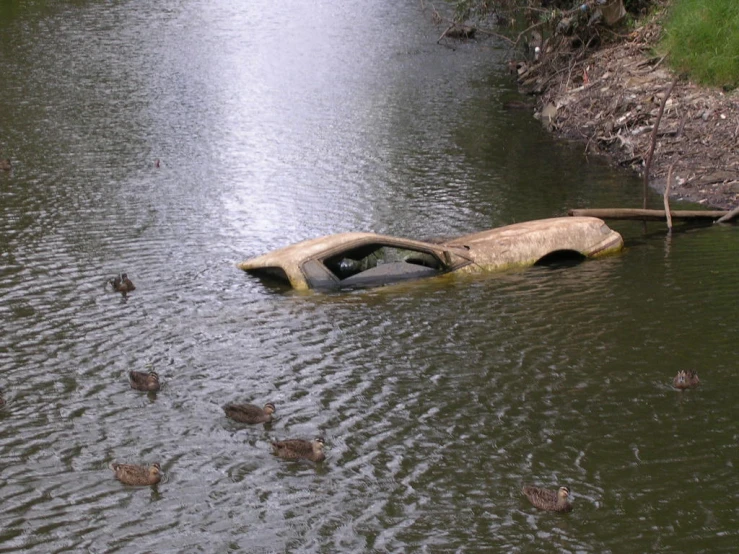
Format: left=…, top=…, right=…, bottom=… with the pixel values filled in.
left=661, top=0, right=739, bottom=89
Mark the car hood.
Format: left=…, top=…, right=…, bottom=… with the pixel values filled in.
left=441, top=217, right=622, bottom=270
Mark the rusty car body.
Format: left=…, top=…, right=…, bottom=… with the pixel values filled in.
left=238, top=216, right=623, bottom=291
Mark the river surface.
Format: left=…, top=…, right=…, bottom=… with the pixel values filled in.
left=1, top=1, right=738, bottom=552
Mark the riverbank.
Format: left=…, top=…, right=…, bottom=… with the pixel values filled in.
left=514, top=12, right=739, bottom=210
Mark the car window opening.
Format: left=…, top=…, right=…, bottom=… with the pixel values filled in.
left=534, top=250, right=586, bottom=267
left=324, top=244, right=443, bottom=281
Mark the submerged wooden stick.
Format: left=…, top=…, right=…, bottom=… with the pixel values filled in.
left=568, top=208, right=727, bottom=221
left=663, top=163, right=675, bottom=230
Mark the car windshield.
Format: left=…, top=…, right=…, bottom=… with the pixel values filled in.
left=322, top=244, right=445, bottom=288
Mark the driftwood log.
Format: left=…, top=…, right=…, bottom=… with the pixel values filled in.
left=568, top=208, right=728, bottom=221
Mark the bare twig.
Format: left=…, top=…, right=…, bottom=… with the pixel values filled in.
left=513, top=20, right=548, bottom=48
left=663, top=163, right=675, bottom=230
left=653, top=52, right=669, bottom=69
left=511, top=1, right=585, bottom=49
left=716, top=205, right=739, bottom=224
left=431, top=13, right=511, bottom=44
left=643, top=77, right=678, bottom=208
left=600, top=26, right=634, bottom=40
left=474, top=26, right=515, bottom=44
left=437, top=23, right=455, bottom=43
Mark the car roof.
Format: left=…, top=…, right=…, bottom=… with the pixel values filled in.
left=244, top=232, right=376, bottom=266
left=237, top=232, right=454, bottom=287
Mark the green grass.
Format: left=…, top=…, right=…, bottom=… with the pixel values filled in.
left=661, top=0, right=739, bottom=89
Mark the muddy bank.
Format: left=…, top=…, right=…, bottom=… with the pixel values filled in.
left=514, top=19, right=739, bottom=210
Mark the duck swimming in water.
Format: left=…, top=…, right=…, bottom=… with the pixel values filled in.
left=129, top=370, right=161, bottom=392
left=224, top=402, right=275, bottom=424
left=110, top=462, right=162, bottom=486
left=522, top=485, right=573, bottom=512
left=108, top=273, right=136, bottom=294
left=271, top=437, right=325, bottom=462
left=673, top=370, right=700, bottom=390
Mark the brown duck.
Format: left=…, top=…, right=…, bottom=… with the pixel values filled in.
left=0, top=159, right=10, bottom=171
left=108, top=273, right=136, bottom=294
left=522, top=485, right=573, bottom=512
left=129, top=370, right=160, bottom=392
left=271, top=437, right=325, bottom=462
left=673, top=370, right=700, bottom=390
left=224, top=402, right=275, bottom=424
left=110, top=462, right=162, bottom=486
left=503, top=100, right=534, bottom=110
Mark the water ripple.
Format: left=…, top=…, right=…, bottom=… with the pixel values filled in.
left=2, top=0, right=739, bottom=551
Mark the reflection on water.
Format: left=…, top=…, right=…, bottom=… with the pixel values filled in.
left=1, top=1, right=739, bottom=552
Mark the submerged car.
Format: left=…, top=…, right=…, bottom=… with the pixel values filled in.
left=238, top=216, right=623, bottom=291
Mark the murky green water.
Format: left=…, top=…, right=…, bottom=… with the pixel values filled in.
left=1, top=1, right=738, bottom=552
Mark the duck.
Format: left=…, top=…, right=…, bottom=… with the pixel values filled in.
left=108, top=273, right=136, bottom=294
left=0, top=159, right=10, bottom=171
left=673, top=370, right=700, bottom=390
left=271, top=437, right=325, bottom=462
left=445, top=25, right=476, bottom=40
left=224, top=402, right=275, bottom=424
left=503, top=100, right=534, bottom=110
left=508, top=59, right=528, bottom=76
left=129, top=370, right=160, bottom=392
left=110, top=462, right=162, bottom=486
left=522, top=485, right=573, bottom=512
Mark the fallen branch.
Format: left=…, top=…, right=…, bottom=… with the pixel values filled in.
left=716, top=205, right=739, bottom=224
left=568, top=208, right=727, bottom=221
